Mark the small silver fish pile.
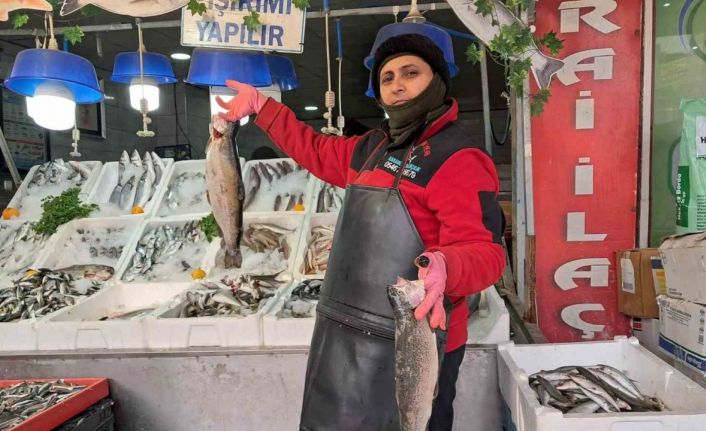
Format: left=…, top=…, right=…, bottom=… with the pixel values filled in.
left=276, top=279, right=322, bottom=318
left=302, top=225, right=334, bottom=275
left=0, top=222, right=48, bottom=276
left=108, top=150, right=166, bottom=211
left=316, top=184, right=344, bottom=213
left=529, top=365, right=665, bottom=414
left=179, top=274, right=280, bottom=318
left=124, top=221, right=205, bottom=281
left=28, top=159, right=92, bottom=189
left=0, top=380, right=86, bottom=431
left=244, top=160, right=308, bottom=211
left=164, top=172, right=207, bottom=211
left=0, top=269, right=103, bottom=322
left=241, top=223, right=293, bottom=258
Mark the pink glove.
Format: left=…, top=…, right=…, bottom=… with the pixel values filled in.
left=414, top=251, right=447, bottom=330
left=216, top=80, right=268, bottom=122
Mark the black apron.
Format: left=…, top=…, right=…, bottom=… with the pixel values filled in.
left=300, top=141, right=447, bottom=431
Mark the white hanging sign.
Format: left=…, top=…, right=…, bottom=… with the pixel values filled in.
left=181, top=1, right=306, bottom=53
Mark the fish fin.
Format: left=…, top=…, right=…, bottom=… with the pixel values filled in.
left=531, top=53, right=565, bottom=89
left=60, top=0, right=83, bottom=16
left=223, top=248, right=242, bottom=269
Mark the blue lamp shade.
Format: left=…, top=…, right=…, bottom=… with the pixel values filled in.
left=111, top=51, right=177, bottom=85
left=4, top=49, right=103, bottom=103
left=364, top=22, right=458, bottom=77
left=267, top=55, right=298, bottom=91
left=186, top=48, right=273, bottom=87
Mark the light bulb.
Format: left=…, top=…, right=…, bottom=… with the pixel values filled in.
left=26, top=82, right=76, bottom=130
left=209, top=93, right=249, bottom=126
left=129, top=77, right=160, bottom=112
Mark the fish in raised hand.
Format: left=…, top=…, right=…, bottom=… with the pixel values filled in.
left=446, top=0, right=564, bottom=88
left=60, top=0, right=188, bottom=17
left=205, top=115, right=244, bottom=268
left=0, top=0, right=52, bottom=21
left=388, top=277, right=438, bottom=431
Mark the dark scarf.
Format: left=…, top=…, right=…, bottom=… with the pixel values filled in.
left=381, top=73, right=448, bottom=146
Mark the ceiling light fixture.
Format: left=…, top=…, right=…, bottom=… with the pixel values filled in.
left=171, top=52, right=191, bottom=60
left=305, top=106, right=318, bottom=111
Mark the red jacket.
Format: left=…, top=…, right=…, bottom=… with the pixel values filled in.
left=255, top=98, right=506, bottom=351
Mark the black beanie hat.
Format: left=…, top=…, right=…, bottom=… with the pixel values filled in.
left=370, top=33, right=451, bottom=101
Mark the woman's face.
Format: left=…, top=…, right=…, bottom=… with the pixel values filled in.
left=379, top=55, right=433, bottom=106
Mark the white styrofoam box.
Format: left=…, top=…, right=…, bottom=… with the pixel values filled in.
left=293, top=213, right=338, bottom=279
left=659, top=233, right=706, bottom=304
left=7, top=160, right=102, bottom=221
left=262, top=279, right=322, bottom=346
left=143, top=282, right=283, bottom=348
left=242, top=158, right=316, bottom=214
left=35, top=283, right=187, bottom=350
left=499, top=336, right=706, bottom=431
left=0, top=322, right=37, bottom=351
left=0, top=220, right=54, bottom=285
left=467, top=286, right=510, bottom=345
left=116, top=214, right=213, bottom=287
left=153, top=159, right=211, bottom=218
left=34, top=217, right=143, bottom=271
left=204, top=212, right=306, bottom=282
left=658, top=296, right=706, bottom=372
left=311, top=179, right=345, bottom=214
left=86, top=157, right=174, bottom=218
left=633, top=317, right=661, bottom=357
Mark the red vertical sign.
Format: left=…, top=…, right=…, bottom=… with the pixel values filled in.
left=531, top=0, right=642, bottom=341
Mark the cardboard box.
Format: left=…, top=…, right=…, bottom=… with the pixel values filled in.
left=616, top=249, right=662, bottom=318
left=658, top=295, right=706, bottom=372
left=660, top=232, right=706, bottom=304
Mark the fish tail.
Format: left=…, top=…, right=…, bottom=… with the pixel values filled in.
left=530, top=51, right=565, bottom=89
left=223, top=248, right=242, bottom=269
left=60, top=0, right=83, bottom=16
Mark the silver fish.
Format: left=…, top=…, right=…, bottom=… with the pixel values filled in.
left=151, top=151, right=165, bottom=185
left=133, top=152, right=156, bottom=208
left=205, top=115, right=244, bottom=268
left=60, top=0, right=188, bottom=17
left=68, top=161, right=91, bottom=179
left=567, top=400, right=601, bottom=414
left=243, top=164, right=261, bottom=210
left=446, top=0, right=564, bottom=88
left=120, top=176, right=136, bottom=211
left=109, top=150, right=130, bottom=205
left=130, top=149, right=142, bottom=167
left=0, top=380, right=85, bottom=430
left=388, top=277, right=437, bottom=431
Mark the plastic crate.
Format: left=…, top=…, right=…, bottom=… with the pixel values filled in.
left=498, top=337, right=706, bottom=431
left=6, top=161, right=101, bottom=221
left=36, top=283, right=186, bottom=350
left=292, top=212, right=338, bottom=280
left=203, top=212, right=306, bottom=283
left=115, top=214, right=214, bottom=288
left=143, top=282, right=286, bottom=348
left=0, top=378, right=109, bottom=431
left=34, top=217, right=144, bottom=272
left=55, top=398, right=114, bottom=431
left=152, top=160, right=210, bottom=218
left=86, top=157, right=173, bottom=218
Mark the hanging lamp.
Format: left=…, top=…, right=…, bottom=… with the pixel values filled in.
left=5, top=13, right=102, bottom=131
left=186, top=48, right=297, bottom=123
left=363, top=21, right=458, bottom=98
left=111, top=51, right=177, bottom=112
